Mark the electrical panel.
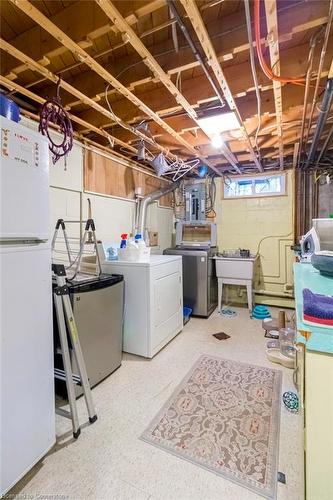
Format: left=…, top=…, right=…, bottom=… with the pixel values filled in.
left=185, top=182, right=206, bottom=222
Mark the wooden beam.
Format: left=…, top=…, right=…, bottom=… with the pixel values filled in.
left=1, top=0, right=166, bottom=77
left=1, top=37, right=238, bottom=176
left=8, top=1, right=198, bottom=155
left=95, top=0, right=197, bottom=120
left=94, top=0, right=242, bottom=174
left=179, top=0, right=264, bottom=172
left=93, top=87, right=324, bottom=159
left=264, top=0, right=284, bottom=169
left=0, top=75, right=142, bottom=159
left=68, top=40, right=331, bottom=134
left=4, top=1, right=326, bottom=95
left=18, top=108, right=169, bottom=180
left=8, top=0, right=227, bottom=176
left=0, top=37, right=189, bottom=163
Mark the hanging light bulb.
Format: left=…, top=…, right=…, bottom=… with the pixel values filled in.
left=211, top=134, right=223, bottom=148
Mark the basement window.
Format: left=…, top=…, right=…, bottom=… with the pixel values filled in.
left=224, top=173, right=286, bottom=198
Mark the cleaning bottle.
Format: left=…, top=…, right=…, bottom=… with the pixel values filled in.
left=120, top=233, right=128, bottom=248
left=134, top=234, right=146, bottom=248
left=127, top=235, right=137, bottom=248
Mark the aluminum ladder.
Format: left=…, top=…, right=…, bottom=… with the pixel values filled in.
left=53, top=263, right=97, bottom=438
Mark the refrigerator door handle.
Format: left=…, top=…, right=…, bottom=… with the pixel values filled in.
left=0, top=238, right=48, bottom=246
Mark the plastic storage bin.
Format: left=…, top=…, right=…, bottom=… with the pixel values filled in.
left=117, top=246, right=151, bottom=263
left=183, top=306, right=192, bottom=324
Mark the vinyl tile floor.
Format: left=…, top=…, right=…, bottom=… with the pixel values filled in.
left=10, top=306, right=303, bottom=500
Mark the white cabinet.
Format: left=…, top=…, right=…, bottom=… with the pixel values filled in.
left=294, top=263, right=333, bottom=500
left=102, top=255, right=183, bottom=358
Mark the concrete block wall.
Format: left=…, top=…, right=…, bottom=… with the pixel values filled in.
left=215, top=170, right=295, bottom=307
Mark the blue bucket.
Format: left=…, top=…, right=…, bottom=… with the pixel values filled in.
left=0, top=94, right=20, bottom=122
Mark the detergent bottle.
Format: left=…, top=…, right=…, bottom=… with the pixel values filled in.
left=134, top=234, right=146, bottom=248
left=120, top=233, right=128, bottom=248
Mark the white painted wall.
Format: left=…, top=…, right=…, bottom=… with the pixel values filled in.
left=21, top=117, right=174, bottom=252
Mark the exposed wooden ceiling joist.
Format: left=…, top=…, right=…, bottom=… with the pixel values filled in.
left=0, top=37, right=241, bottom=176
left=0, top=74, right=142, bottom=160
left=179, top=0, right=264, bottom=172
left=0, top=37, right=193, bottom=163
left=64, top=37, right=331, bottom=125
left=94, top=0, right=243, bottom=173
left=8, top=0, right=232, bottom=176
left=94, top=0, right=197, bottom=121
left=70, top=41, right=331, bottom=137
left=4, top=1, right=327, bottom=95
left=2, top=0, right=331, bottom=172
left=18, top=107, right=169, bottom=182
left=264, top=0, right=284, bottom=169
left=6, top=1, right=197, bottom=154
left=2, top=0, right=167, bottom=76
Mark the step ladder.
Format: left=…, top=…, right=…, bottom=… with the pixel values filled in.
left=53, top=263, right=97, bottom=438
left=51, top=218, right=101, bottom=280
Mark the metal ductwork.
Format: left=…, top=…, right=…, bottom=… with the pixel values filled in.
left=137, top=183, right=178, bottom=236
left=305, top=74, right=333, bottom=168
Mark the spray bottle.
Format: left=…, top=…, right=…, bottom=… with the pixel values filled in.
left=120, top=233, right=128, bottom=248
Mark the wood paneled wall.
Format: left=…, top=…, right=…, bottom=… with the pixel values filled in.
left=84, top=149, right=173, bottom=207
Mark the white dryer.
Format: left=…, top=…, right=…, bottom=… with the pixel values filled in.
left=102, top=255, right=183, bottom=358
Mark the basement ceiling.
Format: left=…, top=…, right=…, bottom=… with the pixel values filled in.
left=0, top=0, right=332, bottom=175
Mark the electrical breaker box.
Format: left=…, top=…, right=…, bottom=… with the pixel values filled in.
left=185, top=183, right=206, bottom=222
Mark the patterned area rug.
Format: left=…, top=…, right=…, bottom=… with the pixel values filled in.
left=141, top=355, right=282, bottom=499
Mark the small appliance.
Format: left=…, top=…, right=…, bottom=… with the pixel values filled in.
left=300, top=218, right=333, bottom=262
left=164, top=245, right=218, bottom=317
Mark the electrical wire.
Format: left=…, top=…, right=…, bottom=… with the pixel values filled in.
left=104, top=66, right=159, bottom=147
left=244, top=0, right=262, bottom=158
left=104, top=83, right=165, bottom=160
left=253, top=0, right=305, bottom=86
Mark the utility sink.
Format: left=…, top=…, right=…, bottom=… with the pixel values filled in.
left=214, top=254, right=258, bottom=313
left=214, top=254, right=258, bottom=280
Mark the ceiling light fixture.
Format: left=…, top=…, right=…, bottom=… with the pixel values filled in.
left=197, top=112, right=240, bottom=135
left=211, top=134, right=223, bottom=148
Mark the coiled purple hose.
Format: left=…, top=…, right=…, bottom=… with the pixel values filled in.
left=39, top=78, right=73, bottom=164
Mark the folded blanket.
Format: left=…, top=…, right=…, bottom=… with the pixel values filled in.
left=303, top=288, right=333, bottom=326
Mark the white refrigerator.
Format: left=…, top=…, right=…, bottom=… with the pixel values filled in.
left=0, top=116, right=55, bottom=495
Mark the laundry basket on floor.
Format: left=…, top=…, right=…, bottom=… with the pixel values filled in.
left=183, top=306, right=192, bottom=324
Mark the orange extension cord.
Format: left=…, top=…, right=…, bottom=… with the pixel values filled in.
left=254, top=0, right=305, bottom=86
